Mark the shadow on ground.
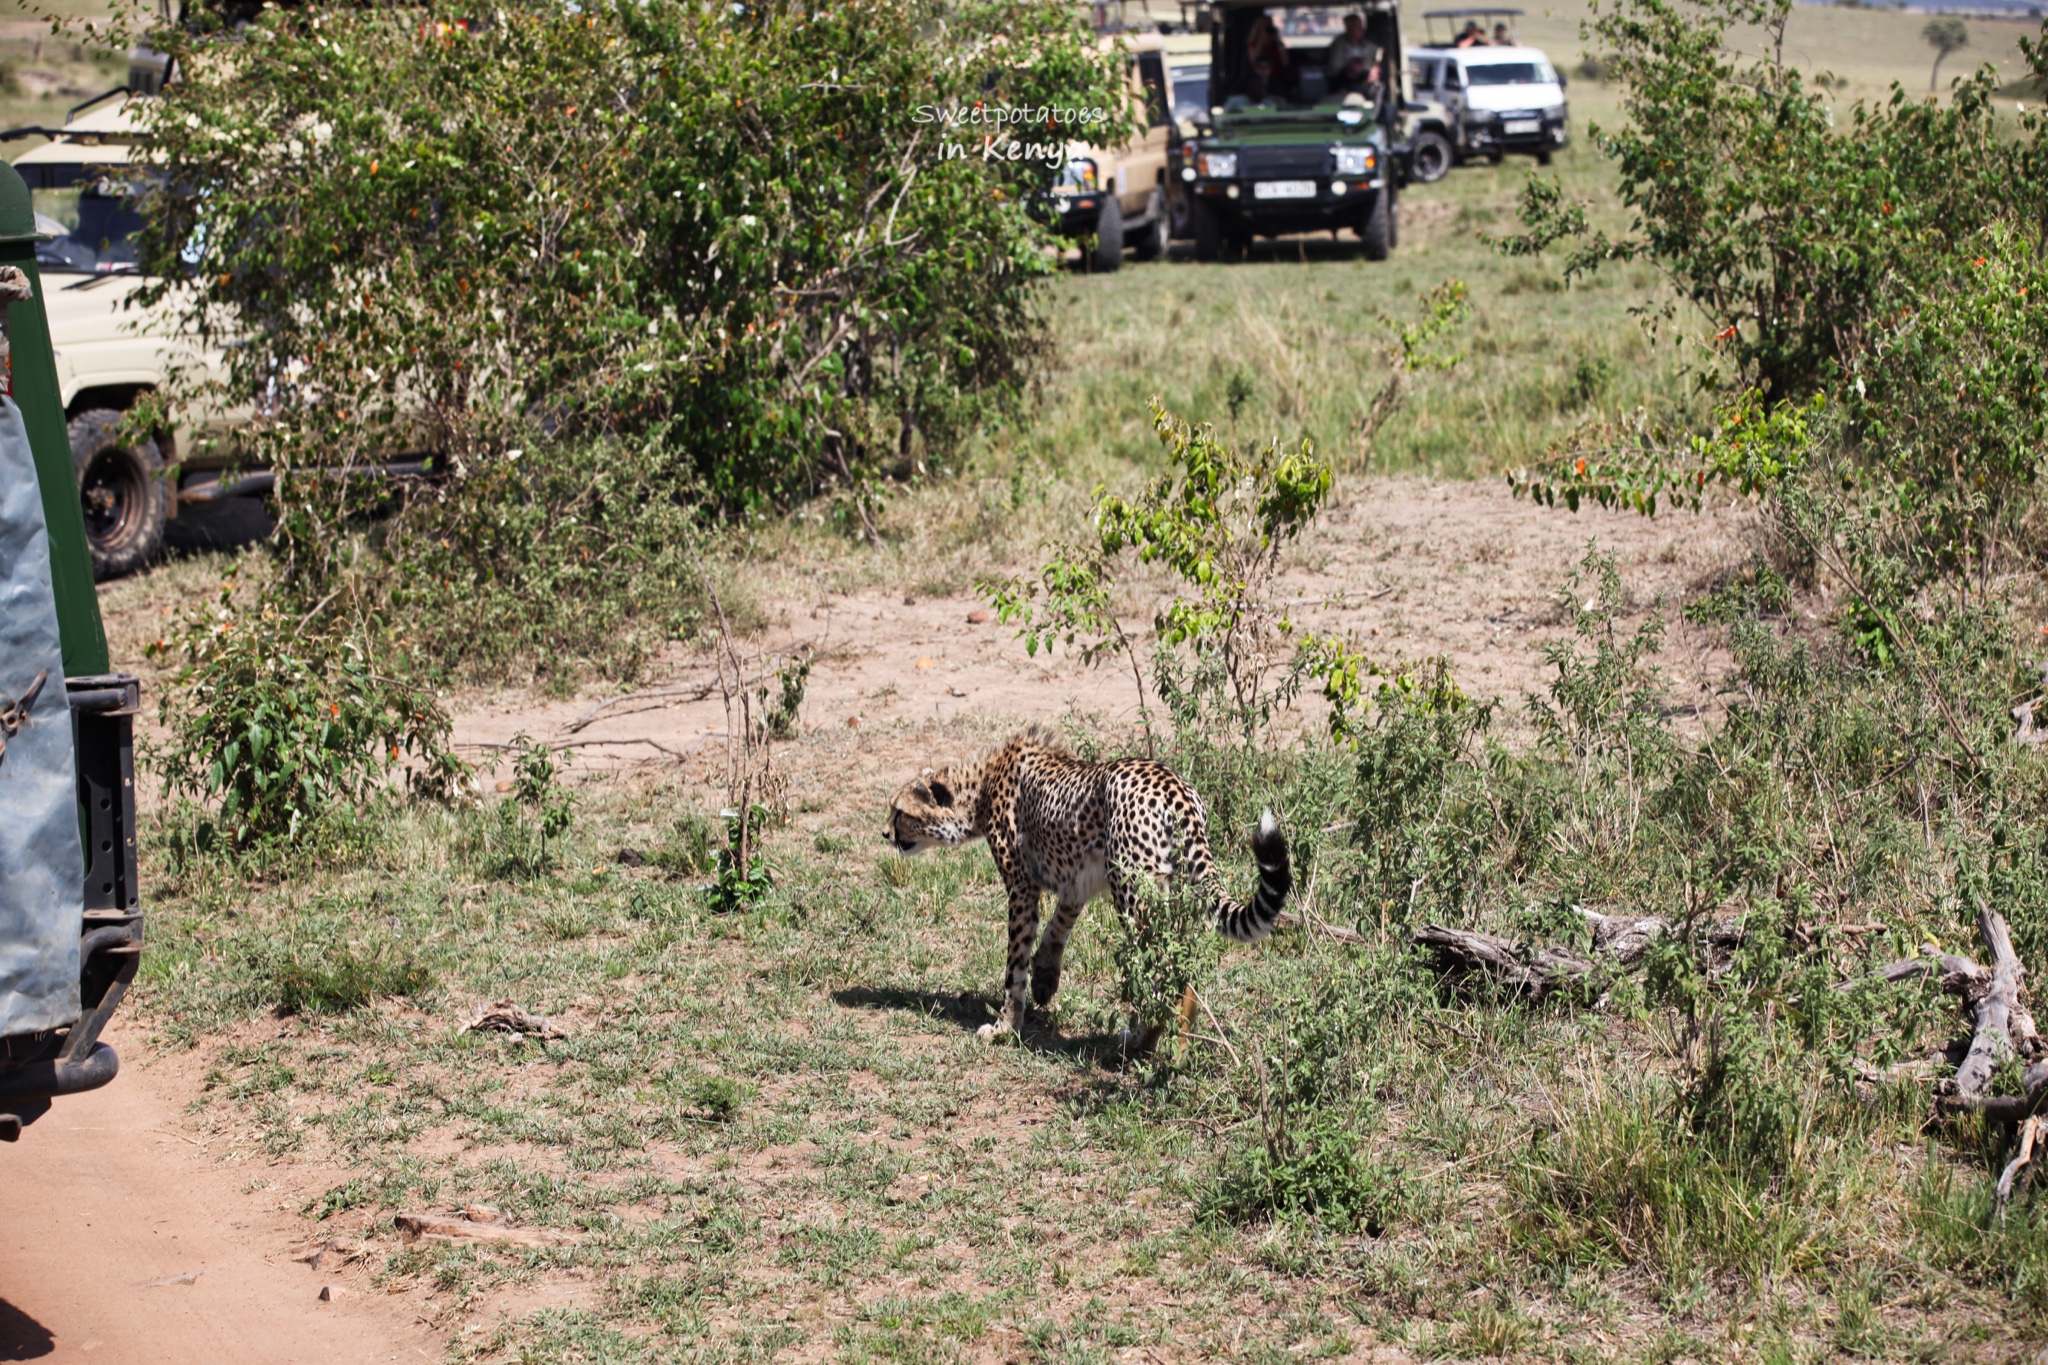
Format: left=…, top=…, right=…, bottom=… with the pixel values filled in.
left=165, top=496, right=272, bottom=558
left=0, top=1298, right=55, bottom=1361
left=831, top=985, right=1135, bottom=1066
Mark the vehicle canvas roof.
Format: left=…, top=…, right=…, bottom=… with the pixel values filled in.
left=7, top=95, right=147, bottom=167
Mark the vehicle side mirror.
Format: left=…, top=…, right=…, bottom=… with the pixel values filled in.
left=1558, top=70, right=1569, bottom=90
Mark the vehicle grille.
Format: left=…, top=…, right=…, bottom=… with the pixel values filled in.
left=1239, top=145, right=1330, bottom=177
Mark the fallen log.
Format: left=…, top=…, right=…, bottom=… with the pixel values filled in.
left=1412, top=925, right=1599, bottom=1000
left=1954, top=909, right=2028, bottom=1101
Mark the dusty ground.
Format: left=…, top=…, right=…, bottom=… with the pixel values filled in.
left=0, top=1021, right=440, bottom=1363
left=450, top=475, right=1745, bottom=787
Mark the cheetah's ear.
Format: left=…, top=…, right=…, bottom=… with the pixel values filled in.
left=928, top=778, right=955, bottom=808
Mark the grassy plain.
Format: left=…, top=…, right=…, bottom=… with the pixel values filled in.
left=89, top=3, right=2048, bottom=1362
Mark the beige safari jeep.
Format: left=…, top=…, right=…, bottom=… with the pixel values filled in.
left=6, top=95, right=249, bottom=578
left=1047, top=33, right=1176, bottom=270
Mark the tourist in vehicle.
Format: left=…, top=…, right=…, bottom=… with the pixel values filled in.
left=1492, top=21, right=1513, bottom=45
left=1453, top=19, right=1485, bottom=47
left=1325, top=13, right=1381, bottom=91
left=1242, top=12, right=1296, bottom=99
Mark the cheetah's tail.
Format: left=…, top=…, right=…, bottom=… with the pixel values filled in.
left=1214, top=809, right=1290, bottom=944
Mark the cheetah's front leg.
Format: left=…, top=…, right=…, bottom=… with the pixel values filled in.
left=979, top=881, right=1041, bottom=1042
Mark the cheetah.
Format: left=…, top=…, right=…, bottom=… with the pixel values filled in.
left=885, top=727, right=1290, bottom=1046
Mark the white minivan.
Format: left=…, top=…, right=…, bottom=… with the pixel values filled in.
left=1406, top=42, right=1568, bottom=166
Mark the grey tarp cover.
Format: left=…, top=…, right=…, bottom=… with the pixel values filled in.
left=0, top=395, right=82, bottom=1036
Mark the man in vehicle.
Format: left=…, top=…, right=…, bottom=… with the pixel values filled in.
left=1491, top=21, right=1512, bottom=44
left=1324, top=13, right=1381, bottom=97
left=1454, top=19, right=1485, bottom=46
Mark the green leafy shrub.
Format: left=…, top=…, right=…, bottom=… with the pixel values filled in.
left=484, top=737, right=576, bottom=879
left=1505, top=0, right=2044, bottom=400
left=149, top=578, right=465, bottom=847
left=708, top=805, right=777, bottom=913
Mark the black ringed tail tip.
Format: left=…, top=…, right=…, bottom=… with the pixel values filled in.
left=1216, top=807, right=1290, bottom=944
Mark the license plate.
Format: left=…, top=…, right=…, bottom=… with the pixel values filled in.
left=1252, top=179, right=1317, bottom=200
left=1504, top=119, right=1540, bottom=134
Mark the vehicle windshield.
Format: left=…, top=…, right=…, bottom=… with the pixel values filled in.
left=1172, top=66, right=1210, bottom=118
left=19, top=164, right=148, bottom=275
left=1464, top=59, right=1554, bottom=85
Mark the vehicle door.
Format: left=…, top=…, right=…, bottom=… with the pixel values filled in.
left=1127, top=49, right=1173, bottom=216
left=1442, top=57, right=1470, bottom=146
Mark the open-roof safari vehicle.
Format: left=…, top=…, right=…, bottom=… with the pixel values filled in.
left=1177, top=0, right=1405, bottom=261
left=1407, top=7, right=1569, bottom=169
left=2, top=4, right=431, bottom=581
left=0, top=158, right=145, bottom=1143
left=1047, top=33, right=1177, bottom=270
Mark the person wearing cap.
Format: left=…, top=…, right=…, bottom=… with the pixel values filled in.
left=1325, top=13, right=1382, bottom=95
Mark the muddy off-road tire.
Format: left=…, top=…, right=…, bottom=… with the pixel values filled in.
left=70, top=409, right=166, bottom=581
left=1357, top=186, right=1391, bottom=261
left=1409, top=130, right=1453, bottom=183
left=1131, top=195, right=1169, bottom=261
left=1088, top=196, right=1124, bottom=272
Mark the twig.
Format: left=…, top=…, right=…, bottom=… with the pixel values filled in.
left=561, top=679, right=725, bottom=734
left=1997, top=1115, right=2042, bottom=1213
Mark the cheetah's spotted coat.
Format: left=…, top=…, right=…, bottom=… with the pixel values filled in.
left=885, top=728, right=1290, bottom=1042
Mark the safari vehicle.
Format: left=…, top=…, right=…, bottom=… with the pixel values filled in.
left=1408, top=8, right=1568, bottom=167
left=0, top=158, right=145, bottom=1143
left=1177, top=0, right=1405, bottom=261
left=1049, top=33, right=1177, bottom=270
left=5, top=90, right=431, bottom=580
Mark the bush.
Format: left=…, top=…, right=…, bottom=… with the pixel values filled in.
left=1506, top=0, right=2045, bottom=400
left=131, top=0, right=1122, bottom=505
left=150, top=578, right=465, bottom=847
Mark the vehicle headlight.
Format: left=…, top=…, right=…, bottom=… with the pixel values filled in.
left=1060, top=158, right=1099, bottom=192
left=1197, top=150, right=1237, bottom=179
left=1332, top=145, right=1374, bottom=177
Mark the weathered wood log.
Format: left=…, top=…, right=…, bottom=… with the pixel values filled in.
left=1412, top=925, right=1598, bottom=999
left=1574, top=908, right=1744, bottom=966
left=1954, top=910, right=2028, bottom=1101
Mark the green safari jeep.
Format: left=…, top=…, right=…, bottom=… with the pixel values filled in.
left=1178, top=0, right=1405, bottom=260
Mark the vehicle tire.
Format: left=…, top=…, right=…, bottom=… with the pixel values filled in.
left=1167, top=183, right=1193, bottom=239
left=70, top=409, right=167, bottom=581
left=1387, top=183, right=1400, bottom=250
left=1535, top=148, right=1553, bottom=166
left=1088, top=196, right=1124, bottom=272
left=1357, top=186, right=1391, bottom=261
left=1486, top=147, right=1505, bottom=165
left=1131, top=196, right=1170, bottom=261
left=1191, top=199, right=1226, bottom=262
left=1409, top=130, right=1453, bottom=183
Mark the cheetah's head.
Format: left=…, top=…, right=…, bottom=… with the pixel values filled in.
left=886, top=768, right=975, bottom=853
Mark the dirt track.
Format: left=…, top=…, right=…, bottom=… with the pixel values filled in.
left=0, top=1022, right=435, bottom=1364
